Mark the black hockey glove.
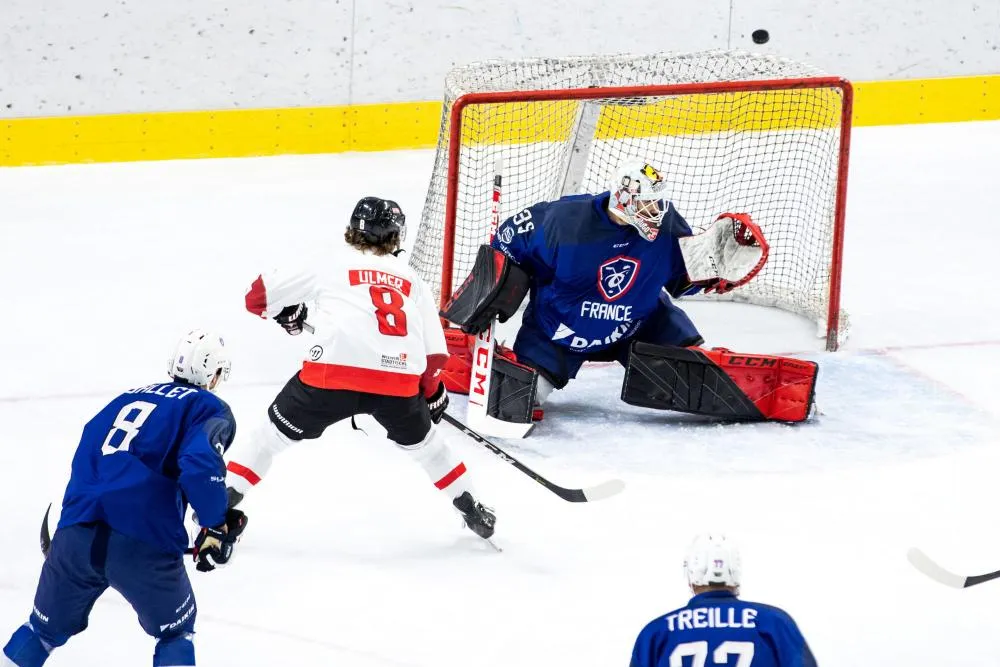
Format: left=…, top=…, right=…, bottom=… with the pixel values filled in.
left=192, top=508, right=248, bottom=573
left=426, top=381, right=449, bottom=424
left=274, top=303, right=308, bottom=335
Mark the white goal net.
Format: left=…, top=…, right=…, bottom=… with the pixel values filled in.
left=410, top=50, right=852, bottom=350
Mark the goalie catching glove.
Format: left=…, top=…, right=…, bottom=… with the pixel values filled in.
left=679, top=213, right=769, bottom=294
left=440, top=244, right=530, bottom=335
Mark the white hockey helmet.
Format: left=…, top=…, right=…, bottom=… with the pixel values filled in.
left=684, top=533, right=742, bottom=591
left=167, top=330, right=231, bottom=390
left=608, top=160, right=670, bottom=241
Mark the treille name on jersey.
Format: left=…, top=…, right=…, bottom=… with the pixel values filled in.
left=663, top=606, right=758, bottom=632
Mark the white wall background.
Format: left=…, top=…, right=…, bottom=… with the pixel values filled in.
left=1, top=0, right=999, bottom=117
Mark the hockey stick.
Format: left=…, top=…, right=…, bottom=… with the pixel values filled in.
left=441, top=412, right=624, bottom=502
left=907, top=547, right=1000, bottom=588
left=40, top=503, right=198, bottom=557
left=39, top=503, right=52, bottom=557
left=466, top=159, right=533, bottom=439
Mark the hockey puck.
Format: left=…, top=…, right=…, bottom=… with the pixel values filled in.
left=751, top=29, right=770, bottom=44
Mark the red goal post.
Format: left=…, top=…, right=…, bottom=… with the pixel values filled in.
left=411, top=52, right=853, bottom=351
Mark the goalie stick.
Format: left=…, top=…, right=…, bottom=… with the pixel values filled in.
left=466, top=160, right=534, bottom=439
left=907, top=547, right=1000, bottom=589
left=441, top=412, right=624, bottom=502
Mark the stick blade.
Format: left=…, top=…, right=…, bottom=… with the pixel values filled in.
left=581, top=478, right=626, bottom=502
left=40, top=503, right=52, bottom=558
left=467, top=411, right=535, bottom=439
left=907, top=547, right=967, bottom=588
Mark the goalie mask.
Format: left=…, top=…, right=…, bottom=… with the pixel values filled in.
left=608, top=161, right=670, bottom=241
left=349, top=196, right=406, bottom=245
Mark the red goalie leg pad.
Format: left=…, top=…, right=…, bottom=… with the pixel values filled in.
left=441, top=327, right=475, bottom=394
left=700, top=348, right=818, bottom=422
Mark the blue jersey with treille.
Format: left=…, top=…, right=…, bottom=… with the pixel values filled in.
left=58, top=380, right=236, bottom=555
left=631, top=591, right=817, bottom=667
left=491, top=192, right=696, bottom=353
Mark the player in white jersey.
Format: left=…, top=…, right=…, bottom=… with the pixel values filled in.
left=224, top=197, right=495, bottom=539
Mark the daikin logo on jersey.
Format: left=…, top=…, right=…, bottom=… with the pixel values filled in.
left=552, top=321, right=641, bottom=349
left=598, top=256, right=640, bottom=301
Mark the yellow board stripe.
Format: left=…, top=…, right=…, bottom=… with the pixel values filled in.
left=594, top=89, right=844, bottom=136
left=458, top=90, right=847, bottom=146
left=852, top=76, right=1000, bottom=126
left=2, top=75, right=999, bottom=167
left=0, top=103, right=442, bottom=167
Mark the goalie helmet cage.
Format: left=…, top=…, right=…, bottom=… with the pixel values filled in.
left=411, top=50, right=852, bottom=351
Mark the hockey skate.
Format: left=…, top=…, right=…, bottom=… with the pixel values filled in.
left=227, top=487, right=244, bottom=509
left=452, top=491, right=496, bottom=540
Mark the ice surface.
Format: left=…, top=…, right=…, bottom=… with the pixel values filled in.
left=1, top=121, right=999, bottom=665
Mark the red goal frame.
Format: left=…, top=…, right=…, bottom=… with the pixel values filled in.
left=440, top=77, right=853, bottom=351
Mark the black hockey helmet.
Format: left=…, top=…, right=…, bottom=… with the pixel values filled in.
left=349, top=196, right=406, bottom=245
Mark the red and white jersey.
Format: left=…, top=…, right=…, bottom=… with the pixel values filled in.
left=245, top=248, right=447, bottom=398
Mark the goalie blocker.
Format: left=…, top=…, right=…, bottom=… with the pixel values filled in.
left=622, top=342, right=817, bottom=422
left=440, top=244, right=530, bottom=335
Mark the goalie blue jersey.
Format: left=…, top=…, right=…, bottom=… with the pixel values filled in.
left=631, top=590, right=817, bottom=667
left=491, top=192, right=695, bottom=353
left=58, top=381, right=236, bottom=555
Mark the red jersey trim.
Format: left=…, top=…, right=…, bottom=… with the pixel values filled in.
left=420, top=353, right=450, bottom=397
left=299, top=362, right=420, bottom=397
left=245, top=275, right=267, bottom=317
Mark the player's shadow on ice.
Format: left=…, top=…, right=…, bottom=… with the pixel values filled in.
left=499, top=353, right=999, bottom=475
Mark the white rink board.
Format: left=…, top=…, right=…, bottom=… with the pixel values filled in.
left=1, top=0, right=997, bottom=116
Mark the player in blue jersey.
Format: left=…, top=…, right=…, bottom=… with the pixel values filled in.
left=631, top=534, right=817, bottom=667
left=442, top=160, right=818, bottom=426
left=2, top=330, right=247, bottom=667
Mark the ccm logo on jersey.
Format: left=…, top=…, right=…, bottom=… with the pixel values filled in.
left=349, top=269, right=412, bottom=296
left=597, top=256, right=640, bottom=301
